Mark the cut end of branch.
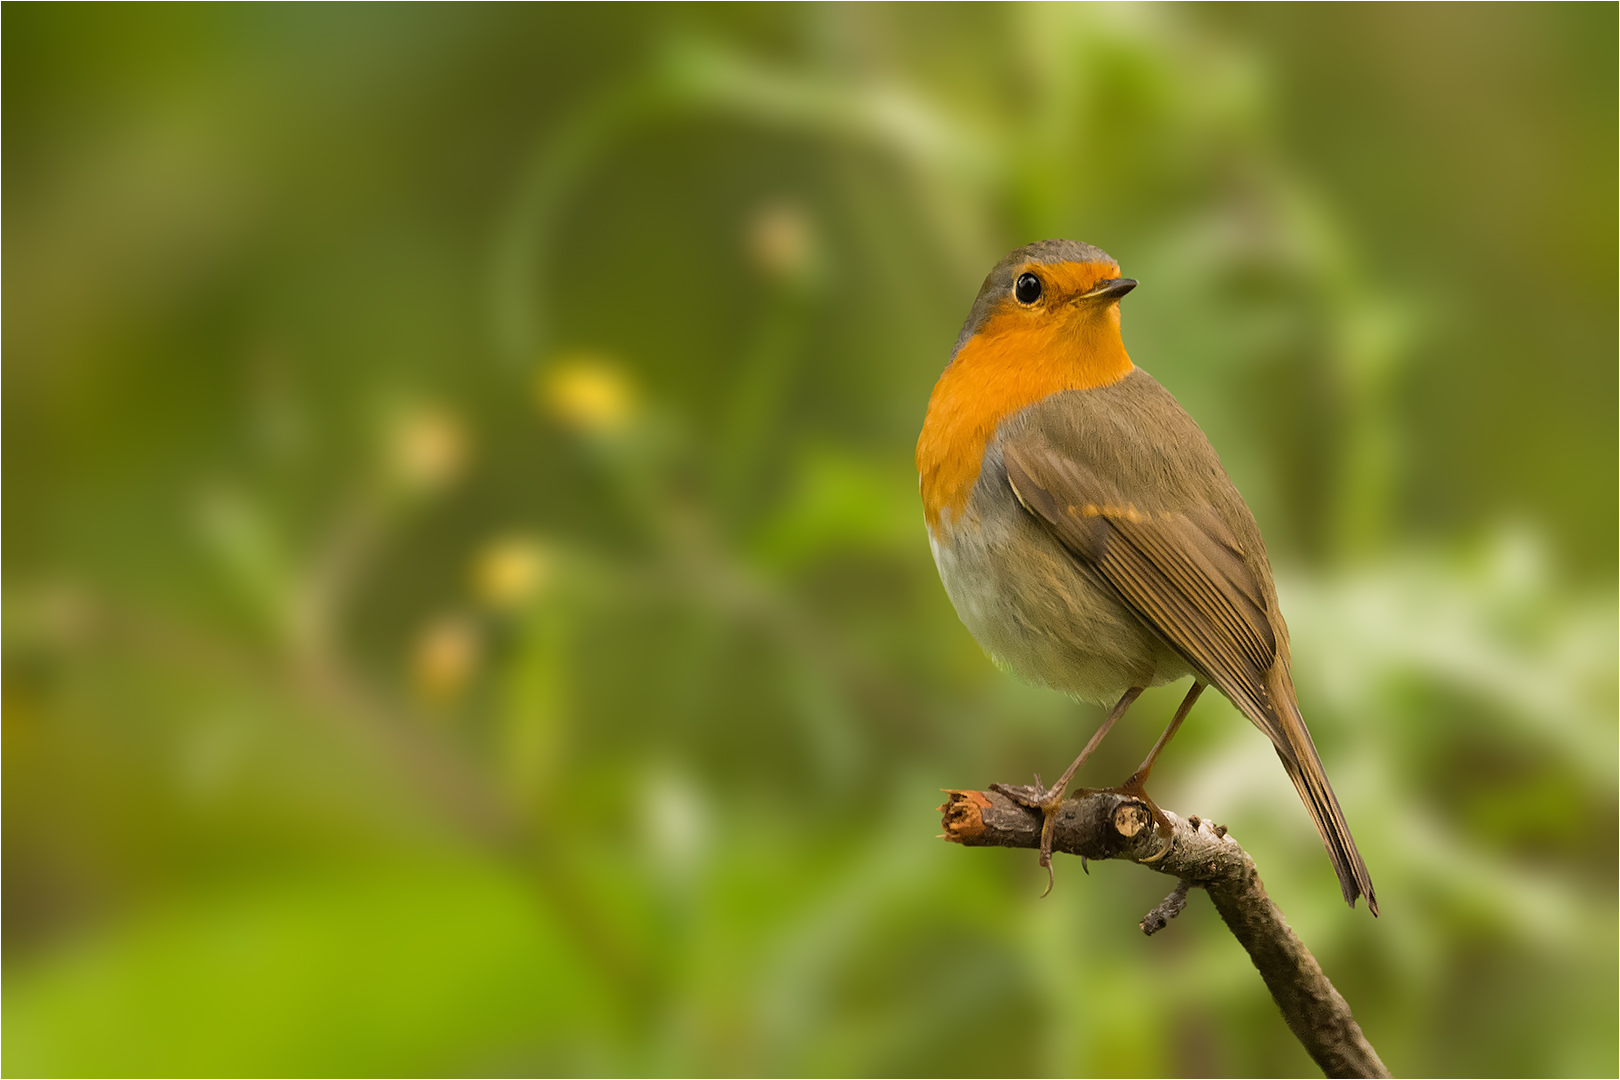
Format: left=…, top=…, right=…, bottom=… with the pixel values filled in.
left=938, top=789, right=992, bottom=842
left=1112, top=801, right=1151, bottom=838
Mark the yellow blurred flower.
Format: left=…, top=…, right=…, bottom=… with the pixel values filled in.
left=411, top=613, right=480, bottom=704
left=470, top=535, right=553, bottom=611
left=388, top=405, right=468, bottom=492
left=746, top=200, right=815, bottom=280
left=539, top=356, right=637, bottom=435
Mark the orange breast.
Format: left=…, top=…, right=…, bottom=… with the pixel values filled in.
left=917, top=290, right=1133, bottom=533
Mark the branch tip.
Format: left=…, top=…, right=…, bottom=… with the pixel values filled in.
left=938, top=788, right=991, bottom=841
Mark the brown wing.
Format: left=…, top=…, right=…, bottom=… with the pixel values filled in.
left=1001, top=441, right=1280, bottom=731
left=1002, top=439, right=1378, bottom=914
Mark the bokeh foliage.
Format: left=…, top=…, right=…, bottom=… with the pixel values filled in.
left=5, top=5, right=1615, bottom=1076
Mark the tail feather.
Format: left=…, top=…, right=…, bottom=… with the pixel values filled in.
left=1266, top=667, right=1378, bottom=915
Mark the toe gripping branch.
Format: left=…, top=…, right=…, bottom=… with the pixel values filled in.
left=941, top=786, right=1184, bottom=922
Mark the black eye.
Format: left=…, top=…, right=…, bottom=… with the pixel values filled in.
left=1014, top=272, right=1042, bottom=304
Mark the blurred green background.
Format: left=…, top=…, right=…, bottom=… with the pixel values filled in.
left=5, top=5, right=1615, bottom=1076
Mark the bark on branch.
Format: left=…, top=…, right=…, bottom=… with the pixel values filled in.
left=940, top=788, right=1389, bottom=1079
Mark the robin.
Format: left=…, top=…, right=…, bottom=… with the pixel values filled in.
left=917, top=239, right=1376, bottom=914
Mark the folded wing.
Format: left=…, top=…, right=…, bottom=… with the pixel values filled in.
left=1003, top=439, right=1377, bottom=913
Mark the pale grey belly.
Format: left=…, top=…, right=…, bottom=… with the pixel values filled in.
left=929, top=510, right=1191, bottom=703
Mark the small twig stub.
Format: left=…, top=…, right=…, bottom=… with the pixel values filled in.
left=1140, top=878, right=1192, bottom=936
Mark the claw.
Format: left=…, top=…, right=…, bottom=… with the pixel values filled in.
left=1139, top=835, right=1175, bottom=863
left=992, top=772, right=1069, bottom=895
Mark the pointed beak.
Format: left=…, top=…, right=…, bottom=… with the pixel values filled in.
left=1078, top=277, right=1138, bottom=302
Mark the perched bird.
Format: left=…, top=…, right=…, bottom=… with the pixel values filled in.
left=917, top=239, right=1376, bottom=914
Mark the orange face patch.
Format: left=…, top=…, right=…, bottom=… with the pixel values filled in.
left=1022, top=259, right=1126, bottom=303
left=916, top=260, right=1134, bottom=533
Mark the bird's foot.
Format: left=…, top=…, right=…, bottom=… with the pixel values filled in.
left=989, top=773, right=1072, bottom=896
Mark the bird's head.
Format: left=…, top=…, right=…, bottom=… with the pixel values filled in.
left=948, top=239, right=1136, bottom=365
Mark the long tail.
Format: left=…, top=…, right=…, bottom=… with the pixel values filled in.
left=1266, top=666, right=1378, bottom=915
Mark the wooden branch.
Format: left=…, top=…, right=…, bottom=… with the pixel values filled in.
left=940, top=788, right=1389, bottom=1079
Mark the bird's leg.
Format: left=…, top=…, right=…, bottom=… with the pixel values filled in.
left=1114, top=681, right=1206, bottom=839
left=991, top=686, right=1144, bottom=894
